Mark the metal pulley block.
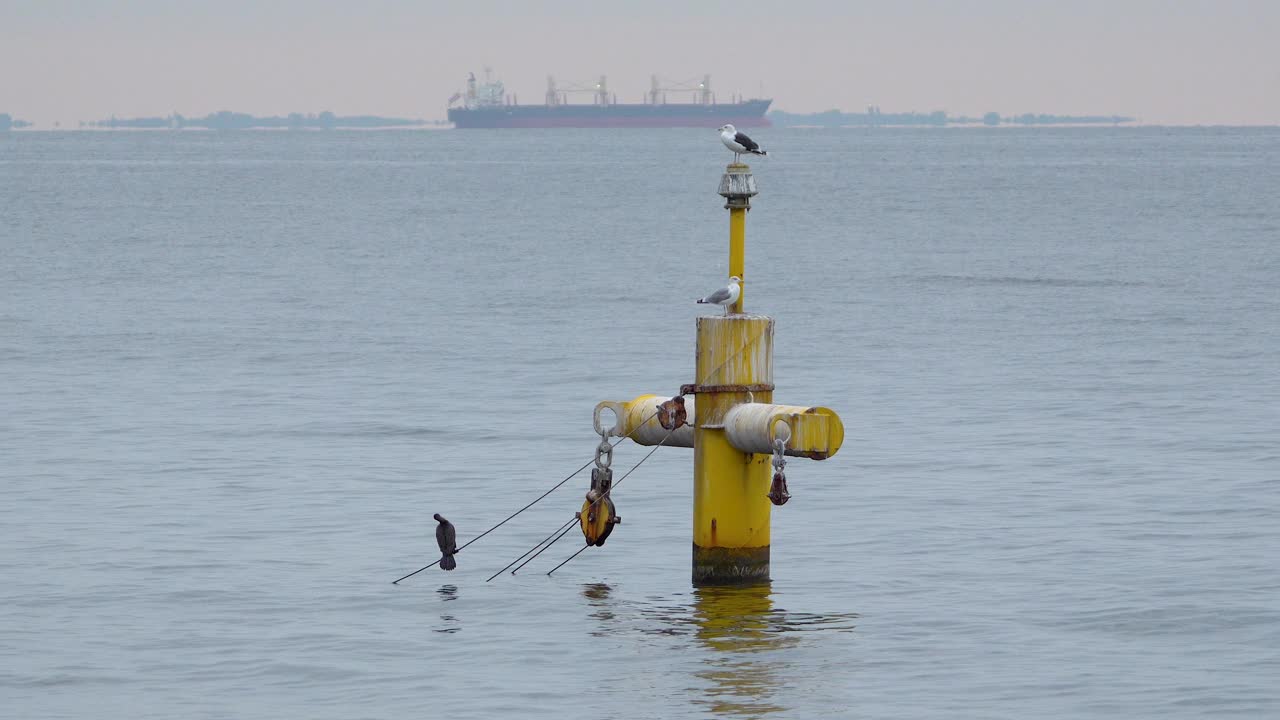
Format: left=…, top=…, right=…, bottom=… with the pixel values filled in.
left=579, top=465, right=621, bottom=546
left=578, top=490, right=620, bottom=546
left=768, top=470, right=791, bottom=506
left=590, top=465, right=612, bottom=495
left=767, top=433, right=791, bottom=505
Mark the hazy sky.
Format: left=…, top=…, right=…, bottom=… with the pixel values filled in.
left=4, top=0, right=1278, bottom=126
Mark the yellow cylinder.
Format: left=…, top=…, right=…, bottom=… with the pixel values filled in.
left=729, top=207, right=745, bottom=314
left=722, top=403, right=844, bottom=459
left=693, top=314, right=774, bottom=584
left=596, top=395, right=696, bottom=448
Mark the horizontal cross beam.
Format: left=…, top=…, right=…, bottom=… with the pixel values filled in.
left=596, top=395, right=843, bottom=460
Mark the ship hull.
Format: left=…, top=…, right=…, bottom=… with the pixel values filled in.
left=448, top=100, right=771, bottom=129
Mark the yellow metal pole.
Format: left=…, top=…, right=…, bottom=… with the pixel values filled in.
left=694, top=162, right=769, bottom=584
left=729, top=207, right=745, bottom=314
left=719, top=163, right=755, bottom=315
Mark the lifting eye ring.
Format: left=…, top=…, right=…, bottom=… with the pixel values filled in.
left=771, top=418, right=792, bottom=447
left=593, top=402, right=623, bottom=437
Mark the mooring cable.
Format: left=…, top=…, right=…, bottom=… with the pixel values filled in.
left=545, top=542, right=592, bottom=576
left=509, top=522, right=580, bottom=575
left=503, top=425, right=677, bottom=578
left=394, top=331, right=763, bottom=585
left=391, top=410, right=664, bottom=584
left=486, top=515, right=577, bottom=581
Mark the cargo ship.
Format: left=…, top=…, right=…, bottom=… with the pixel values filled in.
left=446, top=69, right=771, bottom=129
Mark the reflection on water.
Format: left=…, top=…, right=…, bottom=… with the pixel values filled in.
left=580, top=582, right=858, bottom=717
left=691, top=583, right=790, bottom=716
left=582, top=582, right=615, bottom=636
left=436, top=584, right=459, bottom=634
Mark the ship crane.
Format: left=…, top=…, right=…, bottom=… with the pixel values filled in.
left=546, top=75, right=612, bottom=106
left=648, top=74, right=715, bottom=105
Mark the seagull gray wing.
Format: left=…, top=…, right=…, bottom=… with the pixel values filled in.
left=733, top=132, right=759, bottom=152
left=702, top=286, right=733, bottom=304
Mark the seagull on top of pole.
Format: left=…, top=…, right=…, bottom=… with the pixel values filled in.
left=697, top=276, right=742, bottom=315
left=719, top=124, right=767, bottom=163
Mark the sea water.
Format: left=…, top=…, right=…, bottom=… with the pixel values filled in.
left=2, top=127, right=1277, bottom=718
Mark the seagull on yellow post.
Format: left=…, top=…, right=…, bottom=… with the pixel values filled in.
left=718, top=124, right=767, bottom=163
left=696, top=276, right=742, bottom=315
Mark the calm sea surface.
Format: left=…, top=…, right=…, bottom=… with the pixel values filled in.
left=2, top=127, right=1278, bottom=718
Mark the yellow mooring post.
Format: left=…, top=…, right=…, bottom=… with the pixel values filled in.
left=593, top=161, right=844, bottom=585
left=690, top=311, right=774, bottom=582
left=689, top=162, right=768, bottom=581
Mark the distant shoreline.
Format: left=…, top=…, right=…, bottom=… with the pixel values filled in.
left=75, top=111, right=447, bottom=131
left=8, top=124, right=1280, bottom=132
left=7, top=107, right=1279, bottom=131
left=768, top=109, right=1136, bottom=128
left=6, top=117, right=1279, bottom=132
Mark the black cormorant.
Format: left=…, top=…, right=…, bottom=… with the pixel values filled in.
left=434, top=513, right=457, bottom=571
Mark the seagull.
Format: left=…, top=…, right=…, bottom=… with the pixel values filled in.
left=434, top=513, right=457, bottom=571
left=719, top=124, right=767, bottom=163
left=697, top=276, right=742, bottom=315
